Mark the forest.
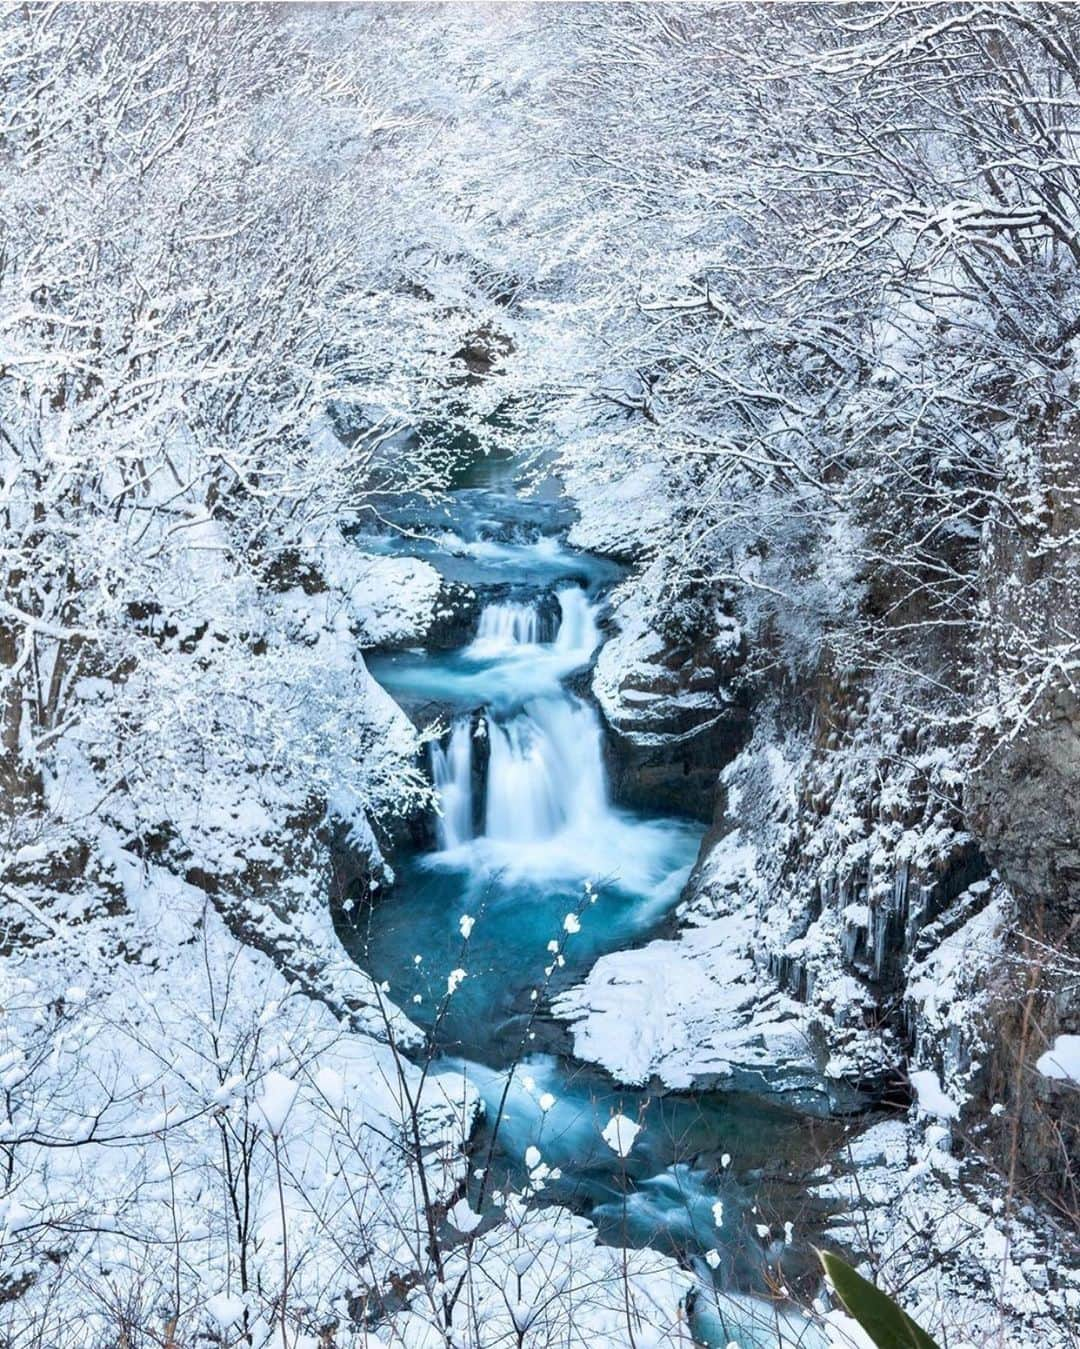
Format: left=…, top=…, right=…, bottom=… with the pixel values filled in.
left=0, top=4, right=1077, bottom=1347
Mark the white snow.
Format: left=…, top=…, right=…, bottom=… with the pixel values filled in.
left=204, top=1292, right=247, bottom=1329
left=909, top=1069, right=961, bottom=1121
left=816, top=1117, right=1080, bottom=1345
left=314, top=1066, right=346, bottom=1110
left=257, top=1070, right=300, bottom=1136
left=553, top=821, right=822, bottom=1091
left=601, top=1113, right=641, bottom=1158
left=448, top=1197, right=483, bottom=1233
left=4, top=11, right=1077, bottom=1343
left=1036, top=1035, right=1080, bottom=1082
left=342, top=552, right=443, bottom=648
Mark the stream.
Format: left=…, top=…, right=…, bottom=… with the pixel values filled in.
left=342, top=453, right=840, bottom=1347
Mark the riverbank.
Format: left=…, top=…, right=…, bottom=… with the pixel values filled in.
left=342, top=452, right=895, bottom=1343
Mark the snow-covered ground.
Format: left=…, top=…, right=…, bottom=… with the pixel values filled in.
left=817, top=1117, right=1080, bottom=1346
left=551, top=834, right=827, bottom=1095
left=1, top=843, right=475, bottom=1345
left=1, top=544, right=466, bottom=1345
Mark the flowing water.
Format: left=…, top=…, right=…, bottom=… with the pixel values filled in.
left=368, top=587, right=602, bottom=711
left=345, top=457, right=840, bottom=1347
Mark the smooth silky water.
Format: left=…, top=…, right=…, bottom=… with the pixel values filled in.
left=345, top=460, right=840, bottom=1347
left=368, top=589, right=607, bottom=711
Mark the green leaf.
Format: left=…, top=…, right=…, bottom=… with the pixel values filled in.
left=817, top=1249, right=942, bottom=1349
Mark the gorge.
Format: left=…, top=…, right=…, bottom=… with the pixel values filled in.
left=3, top=6, right=1079, bottom=1348
left=342, top=453, right=885, bottom=1345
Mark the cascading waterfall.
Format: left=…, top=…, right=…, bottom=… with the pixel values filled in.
left=468, top=600, right=543, bottom=656
left=553, top=585, right=599, bottom=658
left=371, top=585, right=600, bottom=712
left=429, top=717, right=474, bottom=848
left=431, top=588, right=610, bottom=851
left=485, top=697, right=608, bottom=843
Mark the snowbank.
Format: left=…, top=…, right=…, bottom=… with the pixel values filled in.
left=552, top=827, right=823, bottom=1093
left=0, top=848, right=475, bottom=1346
left=817, top=1118, right=1080, bottom=1346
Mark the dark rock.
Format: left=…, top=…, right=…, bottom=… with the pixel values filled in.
left=419, top=581, right=483, bottom=650
left=967, top=431, right=1080, bottom=923
left=603, top=706, right=750, bottom=821
left=964, top=431, right=1080, bottom=1206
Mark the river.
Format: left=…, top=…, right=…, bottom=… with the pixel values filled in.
left=340, top=451, right=840, bottom=1347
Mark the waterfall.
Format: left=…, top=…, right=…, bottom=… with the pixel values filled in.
left=467, top=588, right=596, bottom=663
left=468, top=601, right=542, bottom=656
left=434, top=589, right=608, bottom=851
left=553, top=586, right=599, bottom=660
left=430, top=718, right=474, bottom=849
left=485, top=697, right=608, bottom=844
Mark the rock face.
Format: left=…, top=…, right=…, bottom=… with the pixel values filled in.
left=592, top=582, right=749, bottom=820
left=415, top=579, right=484, bottom=650
left=967, top=695, right=1080, bottom=1210
left=964, top=432, right=1080, bottom=1206
left=759, top=675, right=991, bottom=1029
left=691, top=686, right=993, bottom=1095
left=967, top=434, right=1080, bottom=920
left=551, top=452, right=1080, bottom=1333
left=968, top=695, right=1080, bottom=916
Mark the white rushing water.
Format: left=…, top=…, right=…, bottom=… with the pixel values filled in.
left=553, top=585, right=599, bottom=657
left=467, top=600, right=544, bottom=657
left=466, top=587, right=598, bottom=663
left=427, top=591, right=694, bottom=898
left=429, top=718, right=474, bottom=849
left=485, top=696, right=608, bottom=843
left=434, top=592, right=606, bottom=851
left=377, top=585, right=601, bottom=711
